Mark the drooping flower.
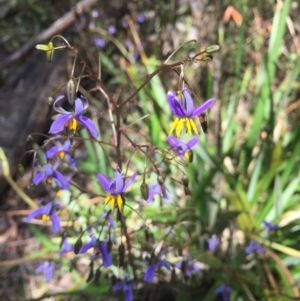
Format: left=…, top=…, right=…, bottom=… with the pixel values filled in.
left=167, top=89, right=214, bottom=137
left=49, top=95, right=99, bottom=139
left=35, top=261, right=55, bottom=281
left=108, top=25, right=117, bottom=35
left=215, top=284, right=231, bottom=301
left=263, top=220, right=278, bottom=233
left=98, top=210, right=115, bottom=228
left=176, top=258, right=200, bottom=277
left=207, top=234, right=220, bottom=252
left=33, top=163, right=70, bottom=189
left=79, top=236, right=112, bottom=268
left=59, top=238, right=74, bottom=257
left=113, top=275, right=135, bottom=301
left=26, top=202, right=61, bottom=233
left=167, top=136, right=199, bottom=158
left=97, top=169, right=137, bottom=212
left=144, top=254, right=171, bottom=282
left=146, top=183, right=170, bottom=203
left=245, top=240, right=263, bottom=255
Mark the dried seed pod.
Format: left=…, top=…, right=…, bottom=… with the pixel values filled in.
left=106, top=240, right=113, bottom=253
left=184, top=186, right=191, bottom=196
left=94, top=267, right=101, bottom=285
left=157, top=175, right=164, bottom=185
left=140, top=183, right=149, bottom=200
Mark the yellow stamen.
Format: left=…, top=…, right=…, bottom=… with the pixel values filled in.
left=58, top=151, right=65, bottom=159
left=104, top=194, right=124, bottom=212
left=42, top=214, right=50, bottom=221
left=66, top=118, right=79, bottom=131
left=56, top=190, right=63, bottom=197
left=189, top=119, right=198, bottom=135
left=66, top=251, right=73, bottom=258
left=46, top=177, right=52, bottom=184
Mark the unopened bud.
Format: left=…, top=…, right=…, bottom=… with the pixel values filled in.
left=182, top=175, right=189, bottom=187
left=67, top=79, right=76, bottom=105
left=17, top=164, right=24, bottom=177
left=202, top=54, right=213, bottom=62
left=47, top=96, right=54, bottom=106
left=205, top=44, right=220, bottom=54
left=184, top=186, right=191, bottom=195
left=26, top=135, right=34, bottom=142
left=184, top=150, right=193, bottom=163
left=74, top=237, right=83, bottom=254
left=118, top=243, right=125, bottom=267
left=106, top=240, right=113, bottom=253
left=86, top=261, right=94, bottom=282
left=94, top=268, right=101, bottom=285
left=157, top=175, right=164, bottom=185
left=140, top=183, right=149, bottom=200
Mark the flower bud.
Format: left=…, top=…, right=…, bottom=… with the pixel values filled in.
left=67, top=79, right=76, bottom=105
left=202, top=54, right=213, bottom=62
left=47, top=96, right=54, bottom=106
left=106, top=240, right=113, bottom=253
left=94, top=268, right=101, bottom=285
left=182, top=175, right=189, bottom=187
left=74, top=237, right=83, bottom=254
left=184, top=186, right=191, bottom=195
left=118, top=243, right=125, bottom=267
left=205, top=44, right=220, bottom=54
left=140, top=183, right=149, bottom=200
left=86, top=261, right=94, bottom=282
left=157, top=175, right=164, bottom=185
left=17, top=164, right=24, bottom=177
left=184, top=150, right=193, bottom=163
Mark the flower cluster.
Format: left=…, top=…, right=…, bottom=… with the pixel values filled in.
left=167, top=88, right=214, bottom=161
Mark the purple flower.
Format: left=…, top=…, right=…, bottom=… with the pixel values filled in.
left=49, top=95, right=99, bottom=139
left=108, top=25, right=117, bottom=35
left=245, top=240, right=264, bottom=255
left=97, top=169, right=137, bottom=212
left=168, top=89, right=214, bottom=137
left=167, top=136, right=199, bottom=157
left=144, top=255, right=171, bottom=282
left=35, top=261, right=55, bottom=281
left=79, top=236, right=112, bottom=267
left=94, top=37, right=106, bottom=48
left=46, top=140, right=75, bottom=167
left=113, top=275, right=134, bottom=301
left=263, top=220, right=278, bottom=233
left=207, top=235, right=220, bottom=252
left=137, top=13, right=145, bottom=23
left=98, top=210, right=115, bottom=228
left=122, top=19, right=129, bottom=27
left=26, top=202, right=61, bottom=233
left=91, top=9, right=99, bottom=18
left=33, top=163, right=70, bottom=189
left=176, top=258, right=199, bottom=277
left=59, top=238, right=74, bottom=257
left=146, top=183, right=170, bottom=203
left=89, top=21, right=95, bottom=29
left=215, top=285, right=231, bottom=301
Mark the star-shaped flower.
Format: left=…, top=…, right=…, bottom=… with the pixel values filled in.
left=26, top=202, right=61, bottom=233
left=97, top=169, right=136, bottom=212
left=168, top=89, right=214, bottom=137
left=79, top=236, right=112, bottom=268
left=113, top=275, right=135, bottom=301
left=167, top=136, right=199, bottom=158
left=49, top=95, right=99, bottom=139
left=35, top=261, right=55, bottom=281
